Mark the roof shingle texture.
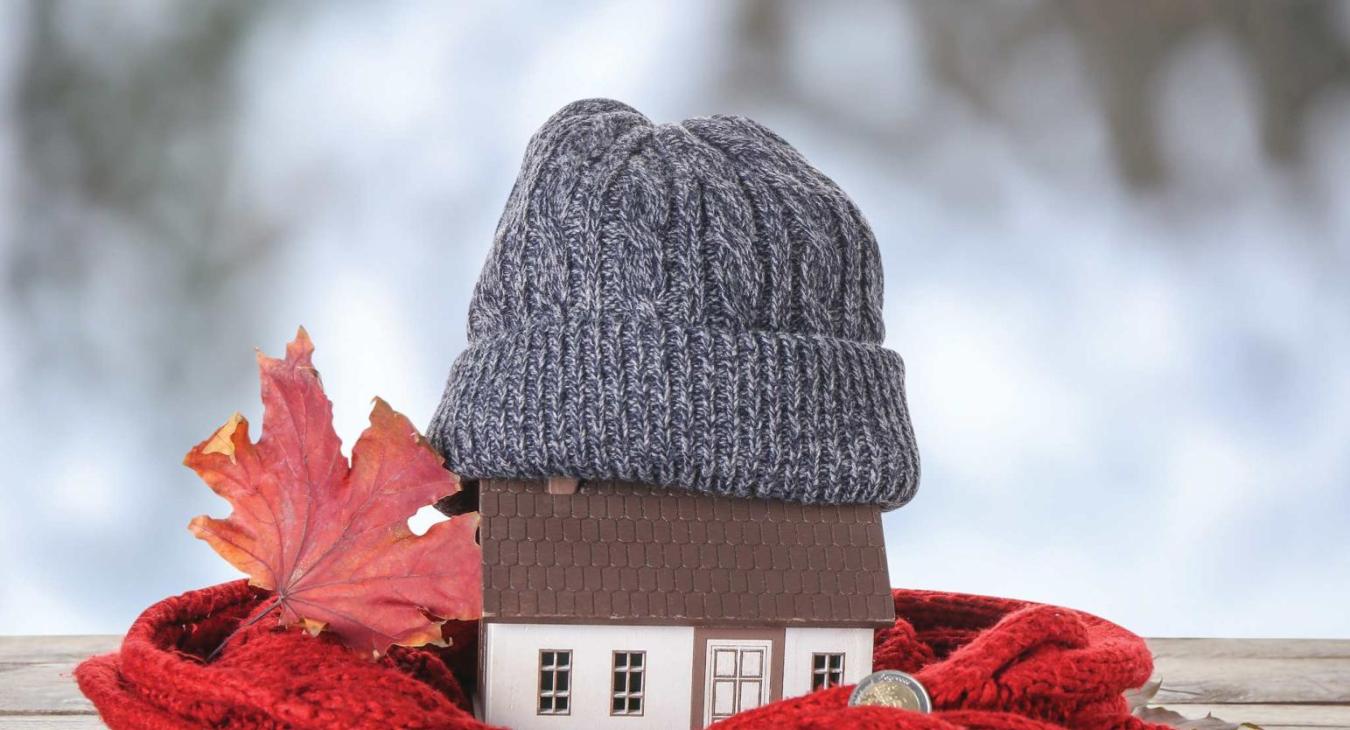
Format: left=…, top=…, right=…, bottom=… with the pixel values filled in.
left=479, top=479, right=895, bottom=627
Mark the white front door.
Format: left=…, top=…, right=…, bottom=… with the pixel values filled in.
left=704, top=640, right=772, bottom=726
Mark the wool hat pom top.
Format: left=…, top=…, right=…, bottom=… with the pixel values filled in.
left=429, top=99, right=919, bottom=507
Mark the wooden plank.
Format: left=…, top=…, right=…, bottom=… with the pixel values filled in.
left=1148, top=638, right=1350, bottom=660
left=1144, top=703, right=1350, bottom=729
left=1148, top=638, right=1350, bottom=707
left=0, top=637, right=118, bottom=665
left=1149, top=656, right=1350, bottom=704
left=0, top=636, right=109, bottom=724
left=0, top=718, right=107, bottom=729
left=0, top=663, right=94, bottom=716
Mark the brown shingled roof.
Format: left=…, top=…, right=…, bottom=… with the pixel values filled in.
left=478, top=479, right=895, bottom=627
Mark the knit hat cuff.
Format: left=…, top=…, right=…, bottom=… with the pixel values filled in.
left=429, top=317, right=919, bottom=508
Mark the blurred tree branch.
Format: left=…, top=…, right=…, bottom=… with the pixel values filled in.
left=8, top=0, right=274, bottom=388
left=730, top=0, right=1350, bottom=188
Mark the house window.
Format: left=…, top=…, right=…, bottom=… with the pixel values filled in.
left=811, top=653, right=845, bottom=690
left=538, top=650, right=571, bottom=715
left=611, top=651, right=645, bottom=715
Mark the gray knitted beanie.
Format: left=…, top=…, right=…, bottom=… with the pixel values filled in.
left=429, top=99, right=919, bottom=508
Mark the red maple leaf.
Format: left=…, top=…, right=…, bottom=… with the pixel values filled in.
left=185, top=328, right=480, bottom=655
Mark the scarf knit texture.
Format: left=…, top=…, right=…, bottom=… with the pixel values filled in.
left=76, top=580, right=1166, bottom=730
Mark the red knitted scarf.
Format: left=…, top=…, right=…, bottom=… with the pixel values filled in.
left=76, top=580, right=1164, bottom=729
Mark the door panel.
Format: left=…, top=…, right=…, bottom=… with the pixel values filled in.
left=712, top=679, right=735, bottom=715
left=714, top=649, right=737, bottom=677
left=738, top=680, right=762, bottom=711
left=740, top=650, right=762, bottom=678
left=703, top=640, right=772, bottom=726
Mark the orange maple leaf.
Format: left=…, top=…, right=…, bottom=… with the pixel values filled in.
left=186, top=328, right=481, bottom=655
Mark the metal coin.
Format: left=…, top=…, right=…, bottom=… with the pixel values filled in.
left=848, top=670, right=932, bottom=712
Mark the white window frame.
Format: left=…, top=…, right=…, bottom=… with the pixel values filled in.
left=537, top=649, right=572, bottom=715
left=610, top=650, right=646, bottom=716
left=810, top=652, right=845, bottom=690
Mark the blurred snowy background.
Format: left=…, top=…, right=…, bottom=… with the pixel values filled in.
left=1, top=0, right=1348, bottom=638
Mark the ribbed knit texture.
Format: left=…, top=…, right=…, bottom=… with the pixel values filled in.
left=74, top=581, right=483, bottom=730
left=76, top=581, right=1165, bottom=730
left=429, top=98, right=920, bottom=507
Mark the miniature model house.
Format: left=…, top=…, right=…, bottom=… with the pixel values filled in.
left=475, top=479, right=895, bottom=729
left=426, top=99, right=918, bottom=729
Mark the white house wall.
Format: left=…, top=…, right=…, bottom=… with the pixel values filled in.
left=780, top=627, right=876, bottom=698
left=482, top=622, right=694, bottom=729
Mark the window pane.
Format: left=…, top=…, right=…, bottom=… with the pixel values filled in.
left=539, top=695, right=552, bottom=713
left=557, top=651, right=570, bottom=670
left=813, top=654, right=826, bottom=670
left=542, top=651, right=554, bottom=667
left=714, top=649, right=736, bottom=677
left=628, top=696, right=642, bottom=713
left=541, top=671, right=553, bottom=691
left=740, top=649, right=763, bottom=677
left=631, top=653, right=643, bottom=668
left=557, top=671, right=569, bottom=692
left=738, top=680, right=762, bottom=711
left=629, top=672, right=642, bottom=692
left=612, top=696, right=625, bottom=712
left=556, top=696, right=569, bottom=712
left=712, top=680, right=735, bottom=715
left=614, top=653, right=627, bottom=669
left=830, top=654, right=843, bottom=670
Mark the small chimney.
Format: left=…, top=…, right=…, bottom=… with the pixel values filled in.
left=547, top=477, right=579, bottom=495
